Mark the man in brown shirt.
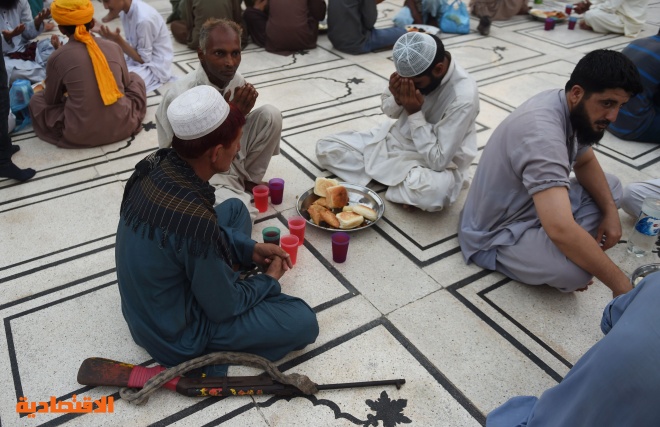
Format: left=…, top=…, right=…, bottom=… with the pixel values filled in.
left=29, top=0, right=147, bottom=148
left=243, top=0, right=326, bottom=55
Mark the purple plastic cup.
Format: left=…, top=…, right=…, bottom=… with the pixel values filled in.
left=332, top=232, right=351, bottom=263
left=545, top=17, right=554, bottom=30
left=268, top=178, right=285, bottom=205
left=568, top=16, right=577, bottom=29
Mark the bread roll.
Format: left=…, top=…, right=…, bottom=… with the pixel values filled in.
left=314, top=177, right=340, bottom=197
left=307, top=204, right=325, bottom=225
left=313, top=197, right=329, bottom=208
left=321, top=209, right=340, bottom=228
left=326, top=185, right=349, bottom=209
left=352, top=204, right=377, bottom=221
left=342, top=206, right=354, bottom=212
left=336, top=212, right=364, bottom=229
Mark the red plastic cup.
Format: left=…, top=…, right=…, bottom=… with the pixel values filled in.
left=252, top=185, right=269, bottom=213
left=565, top=3, right=573, bottom=14
left=268, top=178, right=285, bottom=205
left=288, top=216, right=306, bottom=246
left=280, top=234, right=299, bottom=265
left=332, top=232, right=350, bottom=263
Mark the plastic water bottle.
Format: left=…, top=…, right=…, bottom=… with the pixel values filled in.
left=627, top=198, right=660, bottom=257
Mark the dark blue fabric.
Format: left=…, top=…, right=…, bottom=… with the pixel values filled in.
left=609, top=35, right=660, bottom=142
left=116, top=197, right=318, bottom=367
left=487, top=273, right=660, bottom=426
left=0, top=53, right=11, bottom=164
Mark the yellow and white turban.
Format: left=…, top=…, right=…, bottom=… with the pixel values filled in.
left=51, top=0, right=124, bottom=105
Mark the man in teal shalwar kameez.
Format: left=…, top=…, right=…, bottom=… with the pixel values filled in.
left=115, top=85, right=318, bottom=368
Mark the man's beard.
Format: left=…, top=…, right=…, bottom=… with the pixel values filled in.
left=570, top=100, right=608, bottom=146
left=0, top=0, right=21, bottom=10
left=418, top=74, right=443, bottom=96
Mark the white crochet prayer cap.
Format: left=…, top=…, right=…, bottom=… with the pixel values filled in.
left=167, top=85, right=229, bottom=141
left=392, top=32, right=437, bottom=78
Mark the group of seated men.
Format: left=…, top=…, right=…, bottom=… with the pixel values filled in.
left=110, top=28, right=660, bottom=424
left=1, top=0, right=660, bottom=422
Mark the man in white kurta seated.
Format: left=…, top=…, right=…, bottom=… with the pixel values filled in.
left=99, top=0, right=173, bottom=93
left=574, top=0, right=648, bottom=37
left=316, top=32, right=479, bottom=212
left=1, top=0, right=52, bottom=83
left=156, top=18, right=282, bottom=221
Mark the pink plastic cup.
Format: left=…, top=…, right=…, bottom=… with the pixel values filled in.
left=268, top=178, right=285, bottom=205
left=280, top=234, right=299, bottom=265
left=288, top=216, right=306, bottom=246
left=252, top=185, right=269, bottom=213
left=332, top=232, right=350, bottom=263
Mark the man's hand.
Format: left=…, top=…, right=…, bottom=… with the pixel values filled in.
left=389, top=72, right=403, bottom=105
left=573, top=1, right=590, bottom=14
left=399, top=78, right=424, bottom=115
left=2, top=23, right=25, bottom=43
left=226, top=83, right=258, bottom=117
left=596, top=210, right=622, bottom=251
left=99, top=25, right=123, bottom=43
left=253, top=242, right=293, bottom=281
left=34, top=8, right=51, bottom=30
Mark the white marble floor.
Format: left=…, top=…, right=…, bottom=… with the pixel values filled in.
left=2, top=1, right=660, bottom=426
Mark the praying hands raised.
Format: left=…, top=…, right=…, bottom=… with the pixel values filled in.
left=226, top=83, right=258, bottom=117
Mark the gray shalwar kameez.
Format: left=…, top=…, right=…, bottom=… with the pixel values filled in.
left=458, top=89, right=622, bottom=292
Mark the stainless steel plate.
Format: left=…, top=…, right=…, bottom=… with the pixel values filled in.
left=296, top=183, right=385, bottom=232
left=630, top=263, right=660, bottom=287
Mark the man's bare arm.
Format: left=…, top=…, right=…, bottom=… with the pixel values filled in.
left=533, top=186, right=631, bottom=297
left=573, top=147, right=621, bottom=251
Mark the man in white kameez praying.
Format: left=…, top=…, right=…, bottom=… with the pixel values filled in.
left=574, top=0, right=648, bottom=37
left=99, top=0, right=173, bottom=93
left=316, top=32, right=479, bottom=212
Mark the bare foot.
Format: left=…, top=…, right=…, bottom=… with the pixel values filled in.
left=102, top=10, right=119, bottom=23
left=579, top=20, right=593, bottom=31
left=576, top=280, right=594, bottom=292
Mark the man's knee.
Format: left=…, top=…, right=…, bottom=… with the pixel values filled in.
left=293, top=304, right=319, bottom=346
left=547, top=263, right=593, bottom=293
left=605, top=173, right=622, bottom=208
left=249, top=104, right=282, bottom=131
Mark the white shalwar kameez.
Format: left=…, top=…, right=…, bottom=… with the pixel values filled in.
left=584, top=0, right=649, bottom=37
left=316, top=57, right=479, bottom=212
left=120, top=0, right=173, bottom=92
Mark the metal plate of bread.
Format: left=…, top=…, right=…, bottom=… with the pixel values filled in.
left=296, top=183, right=385, bottom=232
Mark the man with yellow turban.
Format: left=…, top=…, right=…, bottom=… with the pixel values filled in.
left=28, top=0, right=147, bottom=148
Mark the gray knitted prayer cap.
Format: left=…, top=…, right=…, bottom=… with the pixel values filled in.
left=167, top=85, right=229, bottom=141
left=392, top=32, right=437, bottom=78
